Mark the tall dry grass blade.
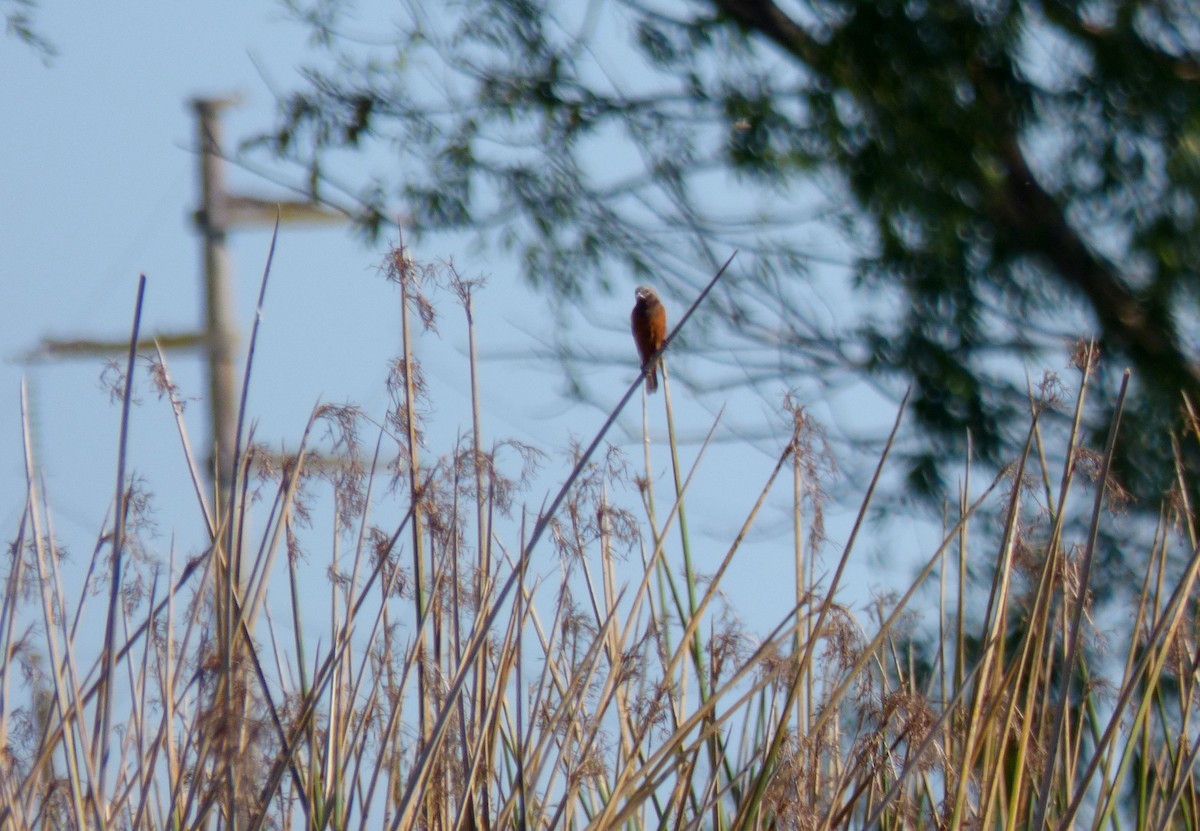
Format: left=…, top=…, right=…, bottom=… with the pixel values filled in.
left=0, top=382, right=36, bottom=825
left=657, top=352, right=699, bottom=657
left=592, top=616, right=801, bottom=830
left=972, top=360, right=1095, bottom=829
left=1088, top=507, right=1169, bottom=830
left=732, top=388, right=910, bottom=829
left=1151, top=726, right=1200, bottom=831
left=830, top=476, right=1005, bottom=827
left=658, top=417, right=793, bottom=722
left=946, top=413, right=1041, bottom=830
left=12, top=380, right=86, bottom=830
left=1034, top=369, right=1130, bottom=829
left=241, top=404, right=320, bottom=627
left=390, top=235, right=434, bottom=780
left=152, top=340, right=216, bottom=539
left=251, top=506, right=422, bottom=830
left=454, top=278, right=493, bottom=805
left=863, top=650, right=992, bottom=829
left=95, top=272, right=146, bottom=826
left=449, top=579, right=526, bottom=831
left=230, top=213, right=279, bottom=506
left=786, top=403, right=829, bottom=748
left=659, top=364, right=736, bottom=827
left=29, top=484, right=93, bottom=827
left=131, top=555, right=180, bottom=831
left=9, top=531, right=222, bottom=829
left=1057, top=535, right=1200, bottom=828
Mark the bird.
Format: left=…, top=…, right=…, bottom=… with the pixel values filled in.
left=631, top=285, right=667, bottom=394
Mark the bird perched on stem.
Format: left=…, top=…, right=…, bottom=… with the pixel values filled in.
left=631, top=285, right=667, bottom=393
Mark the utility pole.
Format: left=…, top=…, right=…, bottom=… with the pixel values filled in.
left=193, top=96, right=240, bottom=501
left=26, top=94, right=349, bottom=827
left=192, top=95, right=348, bottom=500
left=29, top=94, right=345, bottom=502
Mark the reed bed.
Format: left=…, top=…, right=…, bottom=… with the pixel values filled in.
left=3, top=242, right=1200, bottom=830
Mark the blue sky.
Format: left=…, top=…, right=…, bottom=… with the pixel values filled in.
left=1, top=2, right=931, bottom=638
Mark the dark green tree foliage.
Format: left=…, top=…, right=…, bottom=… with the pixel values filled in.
left=267, top=0, right=1200, bottom=499
left=5, top=0, right=55, bottom=58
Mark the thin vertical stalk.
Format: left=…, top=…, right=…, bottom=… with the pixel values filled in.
left=96, top=273, right=146, bottom=824
left=396, top=242, right=431, bottom=763
left=461, top=278, right=491, bottom=829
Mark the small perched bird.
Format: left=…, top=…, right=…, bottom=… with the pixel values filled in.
left=631, top=285, right=667, bottom=393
